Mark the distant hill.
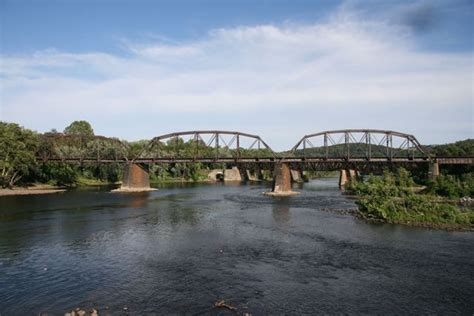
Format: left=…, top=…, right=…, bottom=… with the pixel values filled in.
left=425, top=139, right=474, bottom=157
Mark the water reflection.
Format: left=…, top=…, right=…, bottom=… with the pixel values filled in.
left=127, top=192, right=149, bottom=208
left=272, top=203, right=291, bottom=225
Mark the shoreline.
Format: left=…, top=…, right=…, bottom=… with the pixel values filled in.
left=0, top=185, right=67, bottom=196
left=355, top=213, right=474, bottom=232
left=318, top=207, right=473, bottom=232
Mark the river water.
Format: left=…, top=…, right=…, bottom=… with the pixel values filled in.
left=0, top=179, right=473, bottom=315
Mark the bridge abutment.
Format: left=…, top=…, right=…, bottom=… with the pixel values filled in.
left=113, top=163, right=156, bottom=192
left=264, top=163, right=300, bottom=197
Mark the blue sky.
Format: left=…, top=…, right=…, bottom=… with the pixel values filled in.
left=0, top=0, right=473, bottom=149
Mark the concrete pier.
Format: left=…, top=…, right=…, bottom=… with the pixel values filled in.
left=246, top=169, right=262, bottom=181
left=290, top=169, right=303, bottom=183
left=429, top=162, right=440, bottom=180
left=264, top=163, right=300, bottom=196
left=338, top=169, right=358, bottom=189
left=339, top=169, right=349, bottom=188
left=224, top=167, right=242, bottom=182
left=113, top=163, right=156, bottom=192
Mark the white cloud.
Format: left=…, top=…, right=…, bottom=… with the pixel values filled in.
left=0, top=6, right=472, bottom=149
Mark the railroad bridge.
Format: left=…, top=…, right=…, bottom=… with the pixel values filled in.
left=37, top=129, right=474, bottom=196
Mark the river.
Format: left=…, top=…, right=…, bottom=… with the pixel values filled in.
left=0, top=179, right=473, bottom=314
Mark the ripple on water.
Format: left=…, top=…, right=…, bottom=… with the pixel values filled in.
left=1, top=181, right=473, bottom=314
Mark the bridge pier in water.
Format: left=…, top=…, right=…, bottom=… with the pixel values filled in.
left=290, top=169, right=303, bottom=183
left=246, top=169, right=263, bottom=181
left=264, top=163, right=300, bottom=197
left=113, top=163, right=156, bottom=192
left=428, top=162, right=440, bottom=180
left=223, top=167, right=243, bottom=182
left=339, top=169, right=359, bottom=189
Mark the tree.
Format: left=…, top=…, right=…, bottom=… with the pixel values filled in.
left=64, top=120, right=94, bottom=137
left=0, top=122, right=39, bottom=187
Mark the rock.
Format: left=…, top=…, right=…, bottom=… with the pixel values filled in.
left=214, top=300, right=237, bottom=311
left=77, top=310, right=86, bottom=316
left=90, top=308, right=98, bottom=316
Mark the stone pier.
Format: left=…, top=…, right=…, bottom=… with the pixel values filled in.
left=264, top=163, right=300, bottom=196
left=338, top=169, right=359, bottom=189
left=113, top=163, right=156, bottom=192
left=246, top=169, right=262, bottom=181
left=428, top=161, right=440, bottom=180
left=290, top=169, right=303, bottom=183
left=224, top=167, right=242, bottom=182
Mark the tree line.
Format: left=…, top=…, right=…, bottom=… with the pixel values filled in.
left=0, top=121, right=272, bottom=188
left=1, top=120, right=473, bottom=188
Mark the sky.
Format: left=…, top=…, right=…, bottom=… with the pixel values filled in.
left=0, top=0, right=473, bottom=150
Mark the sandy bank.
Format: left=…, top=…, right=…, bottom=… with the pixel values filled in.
left=0, top=185, right=66, bottom=196
left=111, top=187, right=158, bottom=193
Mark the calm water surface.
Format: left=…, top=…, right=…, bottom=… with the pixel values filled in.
left=0, top=179, right=473, bottom=314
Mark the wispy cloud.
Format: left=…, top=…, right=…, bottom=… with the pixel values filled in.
left=1, top=5, right=472, bottom=149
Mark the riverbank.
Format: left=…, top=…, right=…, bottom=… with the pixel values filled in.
left=0, top=184, right=66, bottom=196
left=342, top=192, right=474, bottom=232
left=354, top=211, right=474, bottom=232
left=345, top=169, right=474, bottom=232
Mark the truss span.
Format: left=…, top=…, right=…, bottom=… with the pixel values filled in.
left=133, top=130, right=275, bottom=162
left=291, top=129, right=428, bottom=160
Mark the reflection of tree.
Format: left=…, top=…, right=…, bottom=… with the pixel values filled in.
left=148, top=194, right=201, bottom=227
left=167, top=205, right=200, bottom=227
left=272, top=203, right=290, bottom=225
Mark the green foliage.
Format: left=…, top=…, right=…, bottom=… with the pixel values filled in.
left=428, top=139, right=474, bottom=157
left=127, top=140, right=149, bottom=158
left=427, top=173, right=474, bottom=198
left=0, top=122, right=39, bottom=187
left=348, top=168, right=474, bottom=226
left=64, top=120, right=94, bottom=137
left=39, top=162, right=77, bottom=186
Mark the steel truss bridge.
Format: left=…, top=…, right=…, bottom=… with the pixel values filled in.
left=37, top=129, right=473, bottom=171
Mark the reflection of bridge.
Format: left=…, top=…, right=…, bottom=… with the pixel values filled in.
left=38, top=129, right=474, bottom=195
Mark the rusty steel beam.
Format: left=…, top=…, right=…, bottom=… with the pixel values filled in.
left=36, top=130, right=473, bottom=168
left=37, top=156, right=473, bottom=166
left=133, top=130, right=275, bottom=162
left=290, top=129, right=428, bottom=159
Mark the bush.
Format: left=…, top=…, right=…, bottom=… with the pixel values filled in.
left=427, top=173, right=474, bottom=198
left=349, top=168, right=474, bottom=226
